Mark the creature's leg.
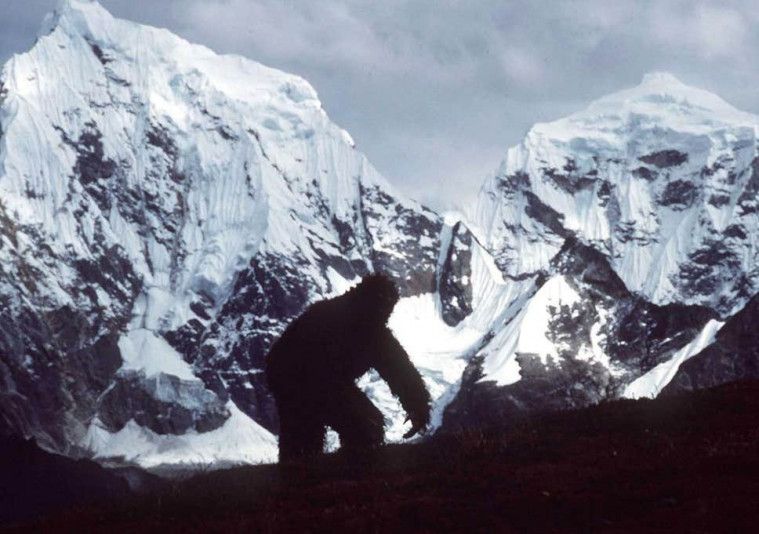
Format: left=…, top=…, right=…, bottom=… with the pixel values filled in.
left=324, top=385, right=385, bottom=454
left=276, top=400, right=325, bottom=463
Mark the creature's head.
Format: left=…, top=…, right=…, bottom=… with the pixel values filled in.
left=352, top=274, right=399, bottom=323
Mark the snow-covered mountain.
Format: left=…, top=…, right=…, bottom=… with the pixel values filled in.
left=476, top=72, right=757, bottom=314
left=1, top=1, right=756, bottom=469
left=0, top=0, right=450, bottom=467
left=444, top=72, right=758, bottom=428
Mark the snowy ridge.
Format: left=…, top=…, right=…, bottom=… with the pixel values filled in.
left=477, top=72, right=758, bottom=314
left=481, top=276, right=584, bottom=386
left=536, top=72, right=757, bottom=143
left=0, top=0, right=441, bottom=467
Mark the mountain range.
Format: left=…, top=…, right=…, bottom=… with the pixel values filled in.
left=0, top=0, right=756, bottom=469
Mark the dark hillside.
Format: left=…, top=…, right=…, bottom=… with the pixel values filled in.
left=0, top=437, right=131, bottom=525
left=6, top=380, right=759, bottom=533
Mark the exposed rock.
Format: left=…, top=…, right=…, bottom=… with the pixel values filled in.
left=444, top=237, right=718, bottom=429
left=639, top=150, right=689, bottom=168
left=659, top=179, right=699, bottom=209
left=662, top=294, right=759, bottom=394
left=437, top=221, right=474, bottom=326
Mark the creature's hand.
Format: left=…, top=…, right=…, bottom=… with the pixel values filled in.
left=402, top=410, right=430, bottom=439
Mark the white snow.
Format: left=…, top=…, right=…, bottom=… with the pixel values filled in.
left=479, top=275, right=581, bottom=385
left=623, top=319, right=724, bottom=399
left=357, top=293, right=483, bottom=441
left=83, top=402, right=278, bottom=468
left=536, top=71, right=757, bottom=143
left=117, top=329, right=196, bottom=381
left=0, top=0, right=416, bottom=346
left=0, top=0, right=436, bottom=467
left=476, top=71, right=759, bottom=313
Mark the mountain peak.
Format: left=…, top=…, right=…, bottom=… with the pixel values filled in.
left=526, top=71, right=757, bottom=144
left=57, top=0, right=101, bottom=8
left=639, top=71, right=685, bottom=87
left=55, top=0, right=111, bottom=18
left=588, top=71, right=752, bottom=122
left=40, top=0, right=113, bottom=39
left=1, top=0, right=439, bottom=466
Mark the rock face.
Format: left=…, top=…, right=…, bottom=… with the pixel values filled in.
left=97, top=371, right=231, bottom=435
left=0, top=2, right=756, bottom=467
left=661, top=294, right=759, bottom=395
left=437, top=219, right=474, bottom=326
left=443, top=238, right=720, bottom=430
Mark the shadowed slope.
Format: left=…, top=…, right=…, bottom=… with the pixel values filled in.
left=10, top=380, right=759, bottom=533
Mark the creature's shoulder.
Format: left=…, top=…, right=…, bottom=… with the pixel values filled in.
left=284, top=298, right=339, bottom=333
left=308, top=294, right=353, bottom=318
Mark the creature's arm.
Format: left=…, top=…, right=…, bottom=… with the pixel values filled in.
left=372, top=329, right=431, bottom=438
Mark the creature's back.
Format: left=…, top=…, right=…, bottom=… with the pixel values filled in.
left=265, top=296, right=358, bottom=393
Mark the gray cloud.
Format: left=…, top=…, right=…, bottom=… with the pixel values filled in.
left=1, top=0, right=757, bottom=209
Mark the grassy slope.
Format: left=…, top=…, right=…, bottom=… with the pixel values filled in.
left=8, top=380, right=759, bottom=533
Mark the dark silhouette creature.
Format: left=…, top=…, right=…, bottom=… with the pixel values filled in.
left=265, top=274, right=430, bottom=462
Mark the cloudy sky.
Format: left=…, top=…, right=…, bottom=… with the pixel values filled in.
left=1, top=0, right=758, bottom=209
